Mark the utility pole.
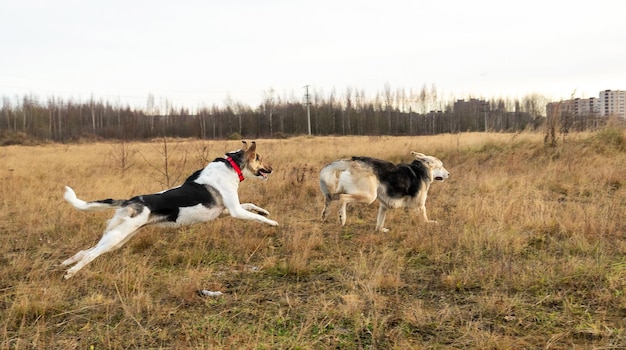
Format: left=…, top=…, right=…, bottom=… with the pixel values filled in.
left=481, top=101, right=489, bottom=132
left=485, top=102, right=489, bottom=132
left=304, top=85, right=311, bottom=135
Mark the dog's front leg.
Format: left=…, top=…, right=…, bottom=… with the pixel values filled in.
left=228, top=204, right=278, bottom=226
left=375, top=205, right=390, bottom=233
left=417, top=204, right=436, bottom=224
left=240, top=203, right=270, bottom=216
left=220, top=203, right=270, bottom=218
left=218, top=188, right=278, bottom=226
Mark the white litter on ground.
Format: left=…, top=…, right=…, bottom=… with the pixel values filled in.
left=200, top=290, right=223, bottom=297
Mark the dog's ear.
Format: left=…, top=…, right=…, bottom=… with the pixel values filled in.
left=241, top=140, right=248, bottom=151
left=411, top=151, right=426, bottom=159
left=412, top=151, right=434, bottom=168
left=245, top=141, right=257, bottom=160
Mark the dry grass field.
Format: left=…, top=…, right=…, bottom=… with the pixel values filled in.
left=1, top=130, right=626, bottom=349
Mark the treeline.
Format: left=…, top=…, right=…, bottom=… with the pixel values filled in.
left=0, top=89, right=607, bottom=142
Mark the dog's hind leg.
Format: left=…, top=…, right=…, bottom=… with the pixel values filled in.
left=337, top=192, right=376, bottom=227
left=338, top=200, right=348, bottom=226
left=337, top=194, right=357, bottom=226
left=321, top=193, right=340, bottom=222
left=61, top=249, right=91, bottom=267
left=321, top=197, right=331, bottom=222
left=62, top=208, right=149, bottom=279
left=61, top=207, right=133, bottom=267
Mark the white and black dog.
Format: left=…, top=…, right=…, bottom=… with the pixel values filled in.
left=61, top=141, right=278, bottom=279
left=320, top=152, right=449, bottom=232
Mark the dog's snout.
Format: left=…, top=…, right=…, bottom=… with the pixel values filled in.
left=434, top=168, right=449, bottom=182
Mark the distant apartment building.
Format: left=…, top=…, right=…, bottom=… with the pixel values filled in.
left=453, top=98, right=489, bottom=115
left=546, top=97, right=598, bottom=118
left=599, top=89, right=626, bottom=118
left=546, top=89, right=625, bottom=119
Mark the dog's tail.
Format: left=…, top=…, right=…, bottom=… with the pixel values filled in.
left=64, top=186, right=126, bottom=211
left=319, top=160, right=351, bottom=200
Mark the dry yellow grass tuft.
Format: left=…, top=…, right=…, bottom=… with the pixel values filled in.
left=1, top=130, right=625, bottom=348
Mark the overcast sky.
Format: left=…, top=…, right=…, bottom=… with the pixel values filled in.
left=1, top=0, right=625, bottom=110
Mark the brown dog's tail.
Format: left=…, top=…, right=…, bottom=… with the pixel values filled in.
left=64, top=186, right=126, bottom=211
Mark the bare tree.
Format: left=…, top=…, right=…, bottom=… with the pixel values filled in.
left=384, top=83, right=393, bottom=134
left=142, top=137, right=188, bottom=188
left=108, top=139, right=137, bottom=175
left=262, top=88, right=276, bottom=137
left=146, top=93, right=155, bottom=134
left=1, top=97, right=11, bottom=132
left=343, top=87, right=353, bottom=135
left=419, top=84, right=428, bottom=114
left=429, top=83, right=438, bottom=112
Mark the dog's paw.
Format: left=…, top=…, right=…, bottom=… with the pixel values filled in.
left=256, top=208, right=270, bottom=216
left=267, top=219, right=279, bottom=227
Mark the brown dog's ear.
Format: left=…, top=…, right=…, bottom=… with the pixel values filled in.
left=241, top=140, right=248, bottom=151
left=245, top=141, right=257, bottom=160
left=248, top=141, right=257, bottom=153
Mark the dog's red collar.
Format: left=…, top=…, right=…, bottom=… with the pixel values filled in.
left=225, top=156, right=244, bottom=182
